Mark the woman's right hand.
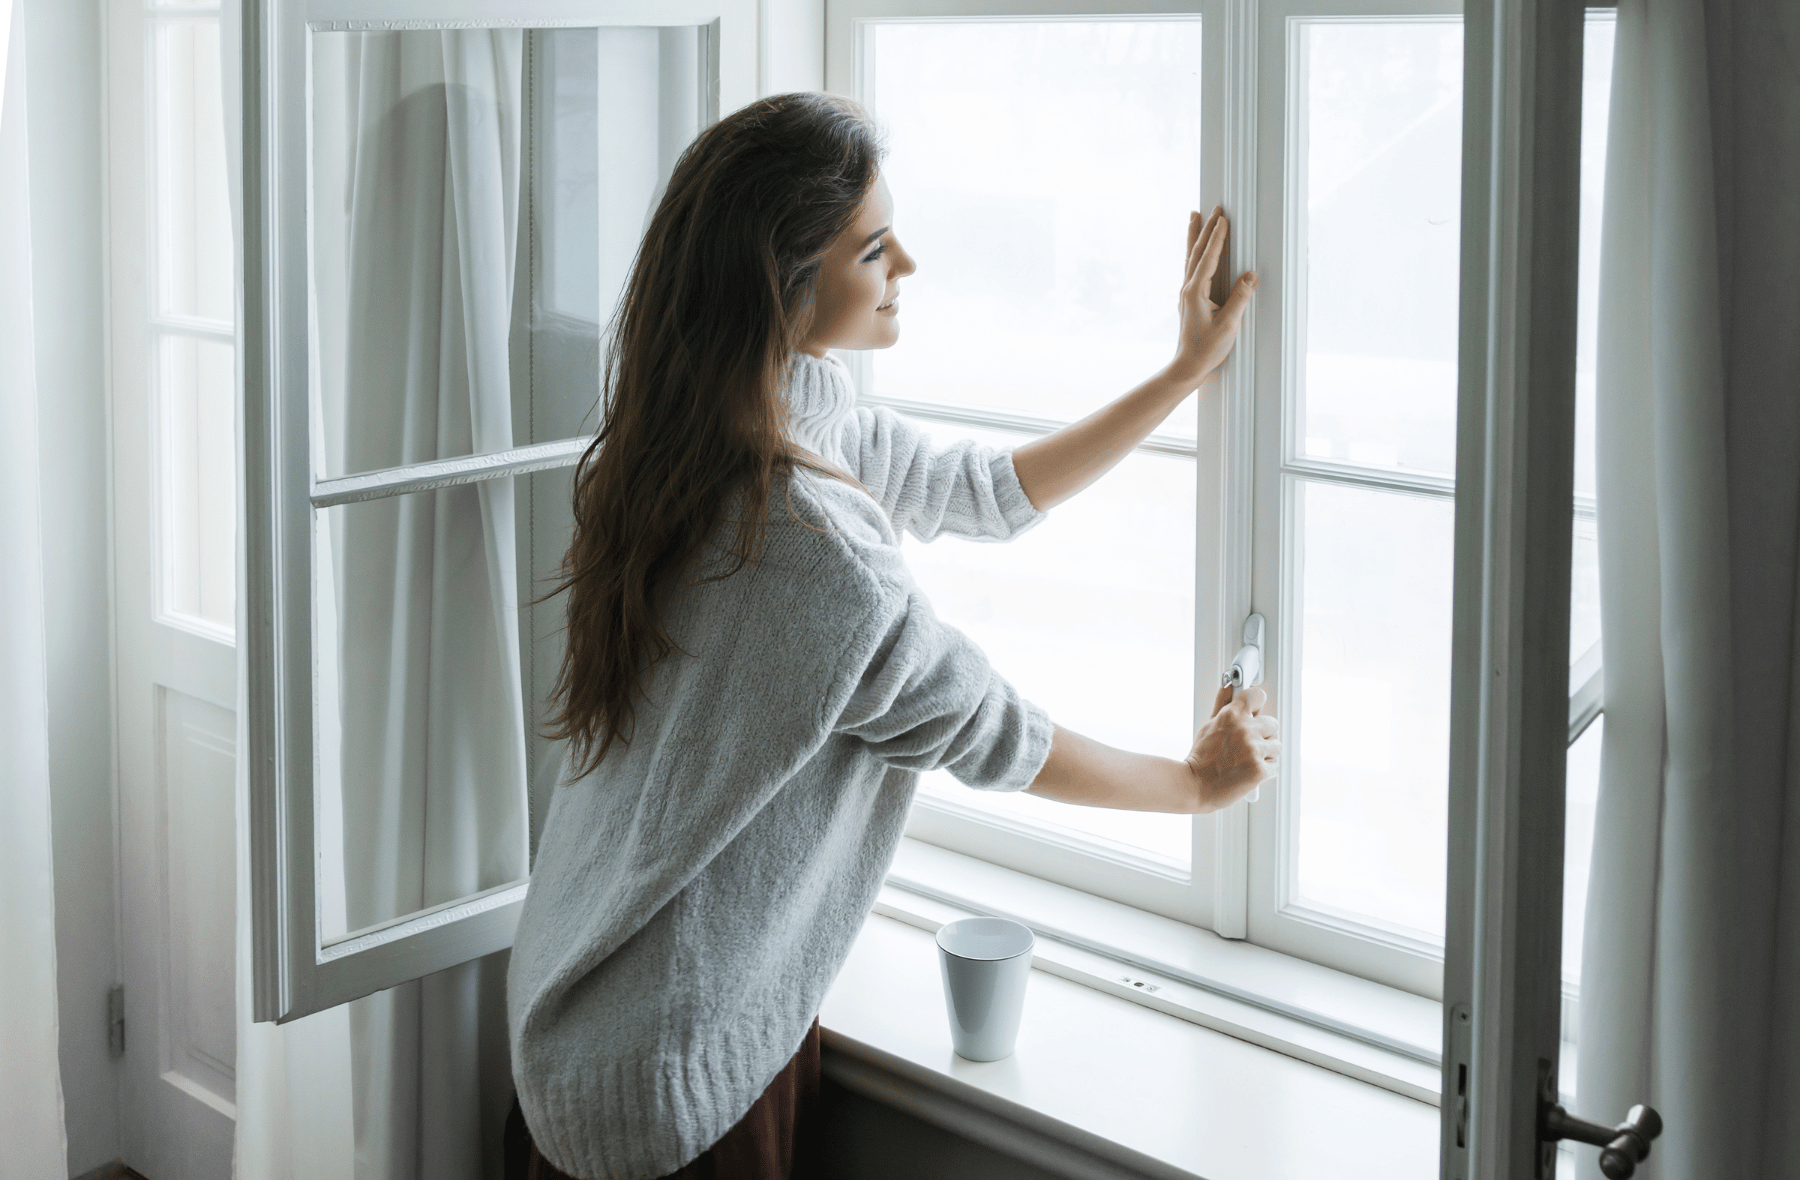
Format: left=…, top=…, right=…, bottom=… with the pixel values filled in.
left=1187, top=683, right=1280, bottom=809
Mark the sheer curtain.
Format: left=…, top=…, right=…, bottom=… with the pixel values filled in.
left=0, top=1, right=72, bottom=1171
left=325, top=29, right=528, bottom=1180
left=1577, top=0, right=1800, bottom=1174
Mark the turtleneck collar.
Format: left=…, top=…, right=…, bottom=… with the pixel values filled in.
left=783, top=351, right=857, bottom=458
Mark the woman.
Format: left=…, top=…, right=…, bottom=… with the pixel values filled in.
left=503, top=92, right=1277, bottom=1180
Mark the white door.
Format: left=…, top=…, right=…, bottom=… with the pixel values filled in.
left=106, top=2, right=240, bottom=1177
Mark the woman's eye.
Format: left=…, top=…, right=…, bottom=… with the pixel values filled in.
left=861, top=243, right=887, bottom=263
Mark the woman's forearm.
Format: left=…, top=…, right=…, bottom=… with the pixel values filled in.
left=1024, top=724, right=1206, bottom=814
left=1010, top=366, right=1201, bottom=512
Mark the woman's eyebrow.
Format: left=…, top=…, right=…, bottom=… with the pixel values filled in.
left=859, top=226, right=891, bottom=247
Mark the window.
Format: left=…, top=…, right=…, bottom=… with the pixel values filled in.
left=251, top=0, right=754, bottom=1021
left=250, top=0, right=1611, bottom=1024
left=151, top=2, right=236, bottom=639
left=830, top=0, right=1618, bottom=1000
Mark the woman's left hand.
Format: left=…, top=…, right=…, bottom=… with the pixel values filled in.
left=1169, top=207, right=1257, bottom=388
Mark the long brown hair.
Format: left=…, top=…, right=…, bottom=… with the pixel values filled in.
left=544, top=92, right=883, bottom=776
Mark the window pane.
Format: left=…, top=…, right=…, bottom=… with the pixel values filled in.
left=160, top=334, right=236, bottom=631
left=903, top=422, right=1195, bottom=868
left=314, top=476, right=536, bottom=939
left=307, top=27, right=704, bottom=477
left=866, top=20, right=1204, bottom=435
left=1570, top=14, right=1615, bottom=675
left=1295, top=20, right=1462, bottom=476
left=1563, top=715, right=1603, bottom=986
left=1290, top=479, right=1454, bottom=936
left=157, top=18, right=233, bottom=322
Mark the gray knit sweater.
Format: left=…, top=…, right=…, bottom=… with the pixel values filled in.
left=506, top=352, right=1054, bottom=1180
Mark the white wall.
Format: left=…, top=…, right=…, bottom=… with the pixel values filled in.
left=761, top=0, right=824, bottom=94
left=25, top=0, right=122, bottom=1174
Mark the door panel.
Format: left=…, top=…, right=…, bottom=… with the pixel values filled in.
left=156, top=689, right=239, bottom=1113
left=110, top=2, right=240, bottom=1176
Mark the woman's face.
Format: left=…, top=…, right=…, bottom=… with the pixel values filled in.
left=800, top=176, right=916, bottom=356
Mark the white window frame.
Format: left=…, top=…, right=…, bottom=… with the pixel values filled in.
left=147, top=0, right=239, bottom=646
left=1244, top=0, right=1464, bottom=998
left=825, top=0, right=1249, bottom=938
left=245, top=0, right=755, bottom=1024
left=829, top=0, right=1606, bottom=1008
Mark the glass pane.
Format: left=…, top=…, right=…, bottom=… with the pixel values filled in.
left=157, top=18, right=233, bottom=323
left=308, top=26, right=705, bottom=478
left=1563, top=715, right=1603, bottom=986
left=1290, top=479, right=1455, bottom=936
left=904, top=422, right=1195, bottom=868
left=1570, top=14, right=1615, bottom=675
left=1295, top=21, right=1462, bottom=476
left=160, top=334, right=236, bottom=631
left=866, top=20, right=1204, bottom=436
left=314, top=474, right=553, bottom=939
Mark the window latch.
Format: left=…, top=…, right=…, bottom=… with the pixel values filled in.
left=1222, top=613, right=1266, bottom=803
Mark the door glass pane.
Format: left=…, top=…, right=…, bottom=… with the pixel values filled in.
left=904, top=422, right=1195, bottom=869
left=1290, top=478, right=1455, bottom=936
left=307, top=26, right=706, bottom=478
left=865, top=20, right=1204, bottom=435
left=156, top=17, right=232, bottom=323
left=1294, top=20, right=1462, bottom=476
left=314, top=474, right=551, bottom=939
left=159, top=334, right=236, bottom=631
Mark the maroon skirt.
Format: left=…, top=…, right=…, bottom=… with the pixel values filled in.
left=504, top=1017, right=822, bottom=1180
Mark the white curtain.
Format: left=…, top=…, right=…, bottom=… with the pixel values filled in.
left=226, top=13, right=529, bottom=1180
left=0, top=0, right=71, bottom=1172
left=1577, top=0, right=1800, bottom=1174
left=325, top=29, right=528, bottom=1180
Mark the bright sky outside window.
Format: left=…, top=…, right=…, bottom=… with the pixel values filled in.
left=1286, top=18, right=1463, bottom=939
left=863, top=19, right=1205, bottom=869
left=153, top=11, right=235, bottom=635
left=904, top=421, right=1197, bottom=867
left=868, top=19, right=1205, bottom=438
left=1562, top=9, right=1617, bottom=991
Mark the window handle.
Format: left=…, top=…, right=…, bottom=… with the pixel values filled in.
left=1540, top=1098, right=1662, bottom=1178
left=1222, top=614, right=1265, bottom=802
left=1221, top=612, right=1265, bottom=692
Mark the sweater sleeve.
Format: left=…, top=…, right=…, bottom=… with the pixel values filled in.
left=845, top=405, right=1047, bottom=544
left=830, top=572, right=1053, bottom=792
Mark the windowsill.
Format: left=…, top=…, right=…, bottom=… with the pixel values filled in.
left=819, top=902, right=1439, bottom=1180
left=878, top=838, right=1442, bottom=1099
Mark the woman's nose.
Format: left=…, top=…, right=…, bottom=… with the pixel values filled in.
left=892, top=239, right=918, bottom=279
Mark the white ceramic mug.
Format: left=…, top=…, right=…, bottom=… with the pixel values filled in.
left=936, top=916, right=1034, bottom=1061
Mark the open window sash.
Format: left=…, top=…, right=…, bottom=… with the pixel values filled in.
left=1440, top=0, right=1588, bottom=1173
left=244, top=0, right=754, bottom=1025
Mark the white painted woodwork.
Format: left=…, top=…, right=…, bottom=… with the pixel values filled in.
left=108, top=2, right=241, bottom=1175
left=157, top=690, right=240, bottom=1115
left=821, top=910, right=1440, bottom=1180
left=1439, top=0, right=1588, bottom=1173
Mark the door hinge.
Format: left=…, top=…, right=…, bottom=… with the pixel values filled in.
left=108, top=984, right=125, bottom=1058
